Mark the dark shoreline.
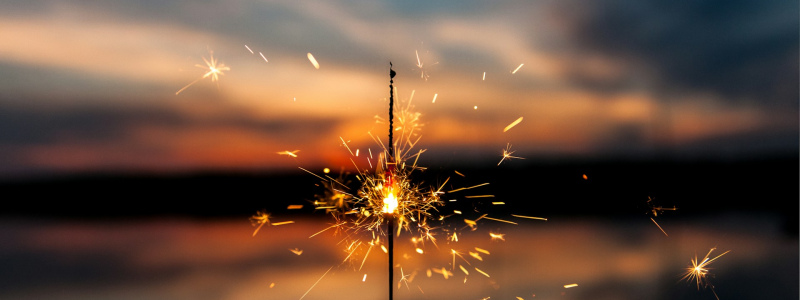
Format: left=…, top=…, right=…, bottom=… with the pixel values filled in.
left=2, top=156, right=796, bottom=235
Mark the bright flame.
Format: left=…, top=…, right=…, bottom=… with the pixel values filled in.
left=383, top=189, right=398, bottom=214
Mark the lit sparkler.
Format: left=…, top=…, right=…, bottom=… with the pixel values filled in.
left=251, top=62, right=545, bottom=299
left=175, top=50, right=230, bottom=95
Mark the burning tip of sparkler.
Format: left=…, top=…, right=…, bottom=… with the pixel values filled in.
left=323, top=168, right=330, bottom=174
left=382, top=189, right=398, bottom=214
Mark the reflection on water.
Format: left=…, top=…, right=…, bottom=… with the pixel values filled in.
left=0, top=213, right=795, bottom=300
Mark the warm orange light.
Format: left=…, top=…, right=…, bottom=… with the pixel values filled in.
left=383, top=189, right=398, bottom=214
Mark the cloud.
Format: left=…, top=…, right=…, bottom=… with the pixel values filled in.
left=549, top=0, right=799, bottom=106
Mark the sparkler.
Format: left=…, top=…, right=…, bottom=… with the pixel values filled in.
left=250, top=61, right=552, bottom=299
left=175, top=50, right=230, bottom=95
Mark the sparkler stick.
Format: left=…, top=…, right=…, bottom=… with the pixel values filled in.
left=386, top=62, right=396, bottom=300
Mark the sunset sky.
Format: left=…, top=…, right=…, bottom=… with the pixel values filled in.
left=0, top=0, right=797, bottom=177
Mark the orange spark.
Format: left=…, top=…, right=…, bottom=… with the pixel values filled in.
left=277, top=150, right=299, bottom=157
left=307, top=53, right=320, bottom=69
left=504, top=117, right=523, bottom=132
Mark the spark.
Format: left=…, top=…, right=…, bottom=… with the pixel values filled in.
left=564, top=283, right=579, bottom=288
left=512, top=214, right=548, bottom=221
left=362, top=274, right=367, bottom=282
left=259, top=52, right=268, bottom=62
left=582, top=174, right=588, bottom=180
left=482, top=72, right=486, bottom=80
left=287, top=205, right=304, bottom=210
left=176, top=50, right=230, bottom=95
left=503, top=117, right=524, bottom=132
left=272, top=221, right=294, bottom=226
left=299, top=266, right=333, bottom=300
left=245, top=45, right=253, bottom=54
left=250, top=210, right=272, bottom=236
left=290, top=248, right=303, bottom=255
left=511, top=63, right=524, bottom=74
left=489, top=232, right=506, bottom=241
left=647, top=197, right=677, bottom=236
left=469, top=251, right=483, bottom=261
left=459, top=265, right=470, bottom=275
left=432, top=267, right=453, bottom=279
left=277, top=150, right=300, bottom=157
left=474, top=267, right=490, bottom=277
left=483, top=216, right=517, bottom=225
left=308, top=222, right=346, bottom=238
left=414, top=49, right=437, bottom=80
left=475, top=247, right=490, bottom=255
left=474, top=106, right=478, bottom=110
left=451, top=249, right=471, bottom=268
left=398, top=268, right=413, bottom=289
left=307, top=52, right=320, bottom=69
left=492, top=202, right=505, bottom=205
left=448, top=183, right=489, bottom=193
left=269, top=282, right=275, bottom=288
left=432, top=93, right=438, bottom=103
left=681, top=248, right=730, bottom=294
left=651, top=218, right=669, bottom=236
left=498, top=143, right=525, bottom=166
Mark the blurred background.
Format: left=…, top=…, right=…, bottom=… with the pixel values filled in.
left=0, top=0, right=797, bottom=299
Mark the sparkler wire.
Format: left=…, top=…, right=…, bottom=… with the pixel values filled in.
left=387, top=62, right=396, bottom=300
